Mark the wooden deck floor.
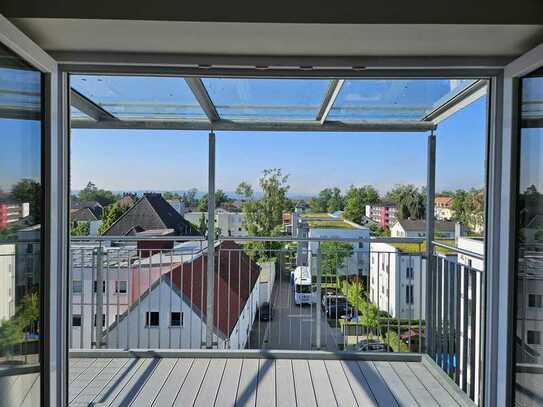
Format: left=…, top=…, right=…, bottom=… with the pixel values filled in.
left=68, top=356, right=475, bottom=407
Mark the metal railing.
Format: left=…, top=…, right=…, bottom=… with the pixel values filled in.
left=67, top=235, right=485, bottom=403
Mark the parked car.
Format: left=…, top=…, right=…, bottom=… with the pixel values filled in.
left=326, top=302, right=352, bottom=319
left=257, top=302, right=273, bottom=321
left=321, top=294, right=348, bottom=312
left=357, top=342, right=393, bottom=352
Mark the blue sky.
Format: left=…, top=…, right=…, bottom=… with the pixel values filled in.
left=69, top=96, right=487, bottom=196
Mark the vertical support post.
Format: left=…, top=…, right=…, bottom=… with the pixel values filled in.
left=95, top=246, right=104, bottom=349
left=316, top=242, right=322, bottom=350
left=206, top=130, right=216, bottom=348
left=425, top=129, right=436, bottom=355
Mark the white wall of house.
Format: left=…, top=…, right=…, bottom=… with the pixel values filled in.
left=435, top=206, right=453, bottom=221
left=308, top=226, right=370, bottom=277
left=390, top=223, right=455, bottom=239
left=0, top=244, right=16, bottom=325
left=369, top=243, right=427, bottom=321
left=184, top=211, right=247, bottom=237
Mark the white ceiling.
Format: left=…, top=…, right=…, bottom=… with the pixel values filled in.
left=11, top=18, right=543, bottom=58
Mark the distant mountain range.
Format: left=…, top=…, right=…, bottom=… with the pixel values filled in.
left=71, top=189, right=315, bottom=200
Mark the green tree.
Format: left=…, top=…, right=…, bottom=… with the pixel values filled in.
left=235, top=182, right=254, bottom=199
left=309, top=188, right=344, bottom=213
left=321, top=242, right=353, bottom=276
left=98, top=203, right=131, bottom=235
left=452, top=188, right=484, bottom=233
left=360, top=301, right=380, bottom=340
left=198, top=213, right=207, bottom=235
left=343, top=185, right=379, bottom=224
left=71, top=221, right=90, bottom=236
left=181, top=188, right=199, bottom=207
left=11, top=179, right=41, bottom=224
left=161, top=191, right=180, bottom=200
left=197, top=189, right=230, bottom=211
left=79, top=181, right=117, bottom=206
left=385, top=184, right=425, bottom=220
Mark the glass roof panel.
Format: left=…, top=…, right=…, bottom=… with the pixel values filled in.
left=70, top=75, right=207, bottom=121
left=521, top=77, right=543, bottom=120
left=328, top=79, right=476, bottom=121
left=0, top=66, right=41, bottom=118
left=70, top=106, right=93, bottom=120
left=201, top=78, right=330, bottom=121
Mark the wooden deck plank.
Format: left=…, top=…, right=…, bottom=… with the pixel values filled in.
left=341, top=360, right=378, bottom=407
left=129, top=358, right=177, bottom=407
left=70, top=359, right=131, bottom=405
left=93, top=358, right=146, bottom=407
left=173, top=358, right=210, bottom=407
left=308, top=360, right=338, bottom=407
left=236, top=358, right=259, bottom=407
left=391, top=362, right=439, bottom=407
left=256, top=359, right=275, bottom=407
left=69, top=359, right=113, bottom=403
left=214, top=359, right=243, bottom=407
left=75, top=358, right=137, bottom=406
left=151, top=359, right=193, bottom=407
left=292, top=359, right=317, bottom=407
left=357, top=361, right=399, bottom=407
left=193, top=359, right=227, bottom=407
left=108, top=358, right=159, bottom=407
left=324, top=360, right=358, bottom=407
left=373, top=362, right=418, bottom=407
left=275, top=360, right=296, bottom=407
left=408, top=363, right=461, bottom=407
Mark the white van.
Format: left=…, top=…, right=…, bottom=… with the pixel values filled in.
left=292, top=266, right=316, bottom=305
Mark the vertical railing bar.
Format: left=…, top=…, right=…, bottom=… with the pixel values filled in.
left=443, top=257, right=450, bottom=373
left=387, top=252, right=391, bottom=352
left=137, top=248, right=141, bottom=349
left=116, top=249, right=121, bottom=349
left=127, top=253, right=132, bottom=350
left=448, top=259, right=455, bottom=379
left=418, top=246, right=422, bottom=354
left=462, top=264, right=469, bottom=392
left=216, top=248, right=221, bottom=348
left=227, top=250, right=231, bottom=349
left=376, top=251, right=380, bottom=343
left=455, top=261, right=461, bottom=386
left=437, top=256, right=443, bottom=367
left=407, top=254, right=412, bottom=352
left=105, top=250, right=110, bottom=348
left=90, top=249, right=95, bottom=348
left=201, top=242, right=205, bottom=348
left=397, top=254, right=401, bottom=352
left=190, top=249, right=194, bottom=349
left=168, top=249, right=172, bottom=349
left=158, top=250, right=162, bottom=349
left=80, top=248, right=84, bottom=349
left=238, top=250, right=241, bottom=348
left=469, top=269, right=477, bottom=401
left=478, top=267, right=486, bottom=406
left=68, top=248, right=73, bottom=349
left=178, top=253, right=182, bottom=350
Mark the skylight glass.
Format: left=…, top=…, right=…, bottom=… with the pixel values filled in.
left=521, top=77, right=543, bottom=120
left=202, top=78, right=330, bottom=121
left=328, top=79, right=476, bottom=121
left=70, top=106, right=92, bottom=120
left=0, top=66, right=41, bottom=118
left=70, top=75, right=207, bottom=121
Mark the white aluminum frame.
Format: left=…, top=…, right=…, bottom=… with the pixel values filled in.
left=0, top=15, right=67, bottom=407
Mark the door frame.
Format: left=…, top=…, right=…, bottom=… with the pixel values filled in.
left=493, top=43, right=543, bottom=407
left=0, top=15, right=68, bottom=407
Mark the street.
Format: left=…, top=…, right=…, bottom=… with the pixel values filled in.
left=247, top=271, right=342, bottom=350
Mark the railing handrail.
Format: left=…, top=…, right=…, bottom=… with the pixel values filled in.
left=432, top=240, right=484, bottom=261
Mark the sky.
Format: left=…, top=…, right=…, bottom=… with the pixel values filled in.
left=69, top=96, right=487, bottom=196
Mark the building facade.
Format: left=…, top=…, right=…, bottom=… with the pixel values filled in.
left=365, top=203, right=398, bottom=229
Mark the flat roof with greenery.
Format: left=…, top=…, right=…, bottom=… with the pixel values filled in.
left=389, top=239, right=455, bottom=254
left=307, top=220, right=357, bottom=229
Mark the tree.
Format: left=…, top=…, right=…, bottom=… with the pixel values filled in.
left=343, top=185, right=379, bottom=224
left=360, top=301, right=380, bottom=340
left=309, top=187, right=345, bottom=213
left=385, top=184, right=425, bottom=220
left=181, top=188, right=199, bottom=207
left=71, top=221, right=90, bottom=236
left=451, top=188, right=484, bottom=233
left=98, top=203, right=131, bottom=235
left=197, top=189, right=230, bottom=211
left=198, top=213, right=207, bottom=236
left=161, top=191, right=180, bottom=200
left=321, top=242, right=353, bottom=276
left=235, top=182, right=254, bottom=199
left=79, top=181, right=117, bottom=206
left=11, top=179, right=41, bottom=224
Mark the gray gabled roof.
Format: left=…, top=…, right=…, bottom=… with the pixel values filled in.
left=395, top=219, right=455, bottom=232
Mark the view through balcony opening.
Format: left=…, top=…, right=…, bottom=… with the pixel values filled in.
left=65, top=74, right=488, bottom=405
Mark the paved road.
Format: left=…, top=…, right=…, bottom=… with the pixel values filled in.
left=247, top=272, right=342, bottom=350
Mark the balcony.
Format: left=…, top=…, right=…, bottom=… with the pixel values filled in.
left=62, top=235, right=484, bottom=406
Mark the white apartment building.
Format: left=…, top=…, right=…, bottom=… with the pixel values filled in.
left=369, top=242, right=428, bottom=320
left=0, top=244, right=16, bottom=325
left=390, top=219, right=456, bottom=239
left=307, top=218, right=370, bottom=277
left=184, top=209, right=247, bottom=237
left=434, top=196, right=454, bottom=221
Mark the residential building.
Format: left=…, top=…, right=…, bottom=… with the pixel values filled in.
left=303, top=215, right=370, bottom=277
left=390, top=219, right=456, bottom=239
left=102, top=193, right=200, bottom=237
left=365, top=203, right=398, bottom=229
left=184, top=209, right=247, bottom=237
left=102, top=240, right=261, bottom=349
left=166, top=198, right=185, bottom=215
left=435, top=196, right=454, bottom=220
left=0, top=244, right=16, bottom=325
left=0, top=201, right=30, bottom=230
left=369, top=242, right=429, bottom=320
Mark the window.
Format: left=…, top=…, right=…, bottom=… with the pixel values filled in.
left=73, top=280, right=82, bottom=294
left=93, top=281, right=106, bottom=293
left=528, top=294, right=542, bottom=308
left=527, top=330, right=541, bottom=345
left=406, top=285, right=414, bottom=304
left=115, top=281, right=128, bottom=294
left=358, top=242, right=364, bottom=249
left=145, top=311, right=160, bottom=327
left=406, top=267, right=414, bottom=280
left=170, top=312, right=183, bottom=327
left=93, top=314, right=105, bottom=327
left=72, top=315, right=82, bottom=327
